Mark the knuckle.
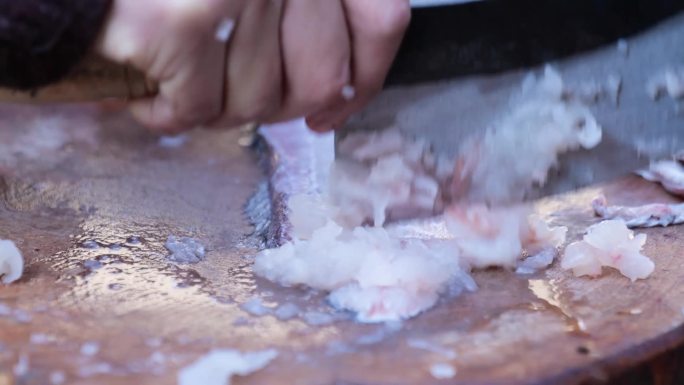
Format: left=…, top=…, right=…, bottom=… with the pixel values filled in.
left=300, top=64, right=350, bottom=107
left=308, top=77, right=348, bottom=106
left=228, top=106, right=265, bottom=124
left=175, top=101, right=222, bottom=127
left=164, top=0, right=222, bottom=33
left=228, top=65, right=284, bottom=123
left=230, top=92, right=282, bottom=124
left=373, top=0, right=411, bottom=37
left=365, top=81, right=384, bottom=97
left=245, top=0, right=272, bottom=14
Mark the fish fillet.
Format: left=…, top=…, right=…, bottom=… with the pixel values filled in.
left=0, top=240, right=23, bottom=284
left=593, top=195, right=684, bottom=228
left=561, top=220, right=654, bottom=281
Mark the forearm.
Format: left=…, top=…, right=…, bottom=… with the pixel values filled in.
left=0, top=0, right=111, bottom=90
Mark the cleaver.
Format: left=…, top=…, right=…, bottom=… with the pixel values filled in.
left=2, top=0, right=684, bottom=200
left=342, top=0, right=684, bottom=200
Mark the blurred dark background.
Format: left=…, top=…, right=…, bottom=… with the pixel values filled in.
left=388, top=0, right=684, bottom=85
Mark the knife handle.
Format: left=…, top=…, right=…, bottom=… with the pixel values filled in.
left=0, top=55, right=158, bottom=103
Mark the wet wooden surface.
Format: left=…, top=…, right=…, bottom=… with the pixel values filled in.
left=1, top=105, right=684, bottom=385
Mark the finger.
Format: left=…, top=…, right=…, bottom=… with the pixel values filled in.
left=129, top=50, right=225, bottom=133
left=306, top=0, right=411, bottom=132
left=268, top=0, right=352, bottom=122
left=128, top=2, right=244, bottom=132
left=210, top=0, right=284, bottom=129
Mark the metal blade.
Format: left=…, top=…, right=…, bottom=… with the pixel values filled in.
left=341, top=12, right=684, bottom=201
left=388, top=0, right=684, bottom=86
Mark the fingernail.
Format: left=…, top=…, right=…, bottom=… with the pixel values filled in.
left=305, top=117, right=332, bottom=133
left=215, top=18, right=235, bottom=42
left=305, top=113, right=325, bottom=127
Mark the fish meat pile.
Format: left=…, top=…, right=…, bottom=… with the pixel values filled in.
left=637, top=160, right=684, bottom=197
left=255, top=197, right=567, bottom=322
left=452, top=67, right=602, bottom=205
left=254, top=67, right=655, bottom=323
left=178, top=349, right=277, bottom=385
left=332, top=128, right=452, bottom=227
left=0, top=240, right=23, bottom=285
left=647, top=66, right=684, bottom=100
left=329, top=67, right=603, bottom=229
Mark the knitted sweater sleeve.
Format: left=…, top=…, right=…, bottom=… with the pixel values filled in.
left=0, top=0, right=112, bottom=89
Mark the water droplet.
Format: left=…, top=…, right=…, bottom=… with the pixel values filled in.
left=238, top=135, right=255, bottom=147
left=81, top=240, right=99, bottom=249
left=13, top=353, right=29, bottom=377
left=106, top=267, right=123, bottom=274
left=214, top=296, right=232, bottom=304
left=83, top=260, right=102, bottom=270
left=126, top=236, right=142, bottom=245
left=165, top=236, right=206, bottom=264
left=78, top=362, right=112, bottom=377
left=108, top=283, right=124, bottom=291
left=240, top=298, right=271, bottom=316
left=429, top=363, right=456, bottom=379
left=148, top=351, right=166, bottom=366
left=14, top=310, right=32, bottom=323
left=80, top=342, right=100, bottom=356
left=49, top=370, right=66, bottom=385
left=341, top=85, right=356, bottom=101
left=232, top=317, right=250, bottom=326
left=158, top=135, right=188, bottom=149
left=29, top=333, right=53, bottom=345
left=302, top=311, right=334, bottom=326
left=145, top=338, right=163, bottom=348
left=274, top=303, right=300, bottom=321
left=0, top=303, right=12, bottom=316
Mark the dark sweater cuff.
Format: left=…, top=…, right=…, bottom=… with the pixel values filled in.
left=0, top=0, right=112, bottom=90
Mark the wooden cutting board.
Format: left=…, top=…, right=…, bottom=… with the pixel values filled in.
left=0, top=104, right=684, bottom=385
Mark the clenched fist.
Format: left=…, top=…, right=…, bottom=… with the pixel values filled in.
left=97, top=0, right=410, bottom=133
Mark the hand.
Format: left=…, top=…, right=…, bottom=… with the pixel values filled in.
left=97, top=0, right=410, bottom=133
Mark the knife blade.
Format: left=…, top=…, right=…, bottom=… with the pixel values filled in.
left=340, top=1, right=684, bottom=202
left=388, top=0, right=684, bottom=86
